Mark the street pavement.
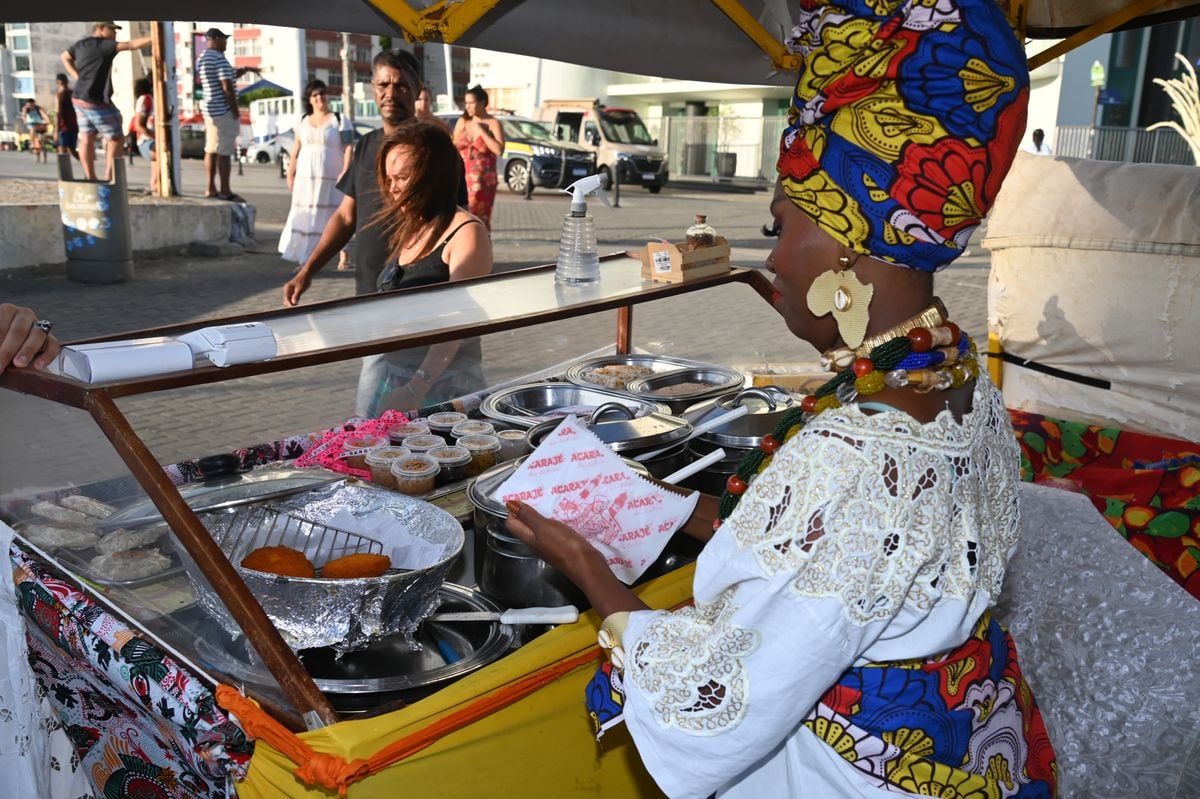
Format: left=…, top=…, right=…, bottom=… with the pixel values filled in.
left=1, top=151, right=990, bottom=476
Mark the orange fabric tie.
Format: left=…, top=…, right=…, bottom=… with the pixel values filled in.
left=216, top=648, right=603, bottom=794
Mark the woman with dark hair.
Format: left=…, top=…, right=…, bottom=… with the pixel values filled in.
left=21, top=99, right=49, bottom=164
left=132, top=76, right=157, bottom=193
left=504, top=2, right=1057, bottom=797
left=453, top=84, right=504, bottom=230
left=356, top=119, right=493, bottom=416
left=279, top=78, right=354, bottom=268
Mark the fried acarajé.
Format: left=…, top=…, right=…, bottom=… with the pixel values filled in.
left=321, top=553, right=392, bottom=579
left=240, top=546, right=316, bottom=578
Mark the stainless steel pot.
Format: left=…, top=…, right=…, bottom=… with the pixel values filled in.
left=683, top=386, right=801, bottom=449
left=626, top=366, right=746, bottom=414
left=524, top=403, right=692, bottom=479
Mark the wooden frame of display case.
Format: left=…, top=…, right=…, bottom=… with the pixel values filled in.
left=0, top=256, right=775, bottom=730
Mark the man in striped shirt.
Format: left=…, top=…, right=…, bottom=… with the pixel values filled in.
left=197, top=28, right=258, bottom=201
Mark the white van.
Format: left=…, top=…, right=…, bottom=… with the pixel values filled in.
left=537, top=101, right=668, bottom=194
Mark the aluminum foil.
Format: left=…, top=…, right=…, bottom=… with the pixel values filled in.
left=175, top=481, right=464, bottom=654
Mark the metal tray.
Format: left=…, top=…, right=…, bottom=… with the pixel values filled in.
left=480, top=382, right=669, bottom=429
left=191, top=583, right=515, bottom=711
left=626, top=366, right=746, bottom=404
left=564, top=354, right=726, bottom=391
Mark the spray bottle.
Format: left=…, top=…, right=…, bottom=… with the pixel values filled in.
left=555, top=174, right=610, bottom=285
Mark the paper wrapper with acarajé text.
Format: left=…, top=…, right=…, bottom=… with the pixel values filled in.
left=495, top=415, right=698, bottom=583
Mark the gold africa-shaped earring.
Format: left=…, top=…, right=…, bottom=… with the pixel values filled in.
left=806, top=254, right=874, bottom=349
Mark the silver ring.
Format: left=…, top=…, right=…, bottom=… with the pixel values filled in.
left=34, top=319, right=53, bottom=334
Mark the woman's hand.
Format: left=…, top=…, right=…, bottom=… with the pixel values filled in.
left=0, top=304, right=61, bottom=374
left=506, top=501, right=649, bottom=617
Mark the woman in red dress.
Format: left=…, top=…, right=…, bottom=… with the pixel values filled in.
left=453, top=85, right=505, bottom=230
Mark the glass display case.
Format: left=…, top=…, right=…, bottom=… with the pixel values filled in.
left=0, top=256, right=791, bottom=790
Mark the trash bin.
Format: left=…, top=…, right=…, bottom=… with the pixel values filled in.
left=58, top=155, right=133, bottom=284
left=715, top=151, right=737, bottom=179
left=684, top=143, right=709, bottom=176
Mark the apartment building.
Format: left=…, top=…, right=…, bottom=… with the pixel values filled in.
left=0, top=22, right=91, bottom=130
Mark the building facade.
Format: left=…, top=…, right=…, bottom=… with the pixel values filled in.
left=0, top=22, right=91, bottom=132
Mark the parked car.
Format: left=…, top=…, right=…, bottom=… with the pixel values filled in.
left=437, top=114, right=597, bottom=194
left=277, top=122, right=375, bottom=177
left=179, top=123, right=206, bottom=159
left=245, top=129, right=293, bottom=164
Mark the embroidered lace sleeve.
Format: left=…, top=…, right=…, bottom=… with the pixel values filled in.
left=618, top=378, right=1020, bottom=798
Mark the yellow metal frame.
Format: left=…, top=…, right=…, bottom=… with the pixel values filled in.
left=366, top=0, right=801, bottom=73
left=1027, top=0, right=1176, bottom=70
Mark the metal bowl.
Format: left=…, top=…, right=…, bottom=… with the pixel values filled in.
left=480, top=382, right=669, bottom=429
left=178, top=480, right=464, bottom=654
left=190, top=583, right=515, bottom=712
left=564, top=354, right=722, bottom=391
left=626, top=366, right=746, bottom=413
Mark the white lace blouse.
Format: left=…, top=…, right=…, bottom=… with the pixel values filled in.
left=620, top=375, right=1021, bottom=798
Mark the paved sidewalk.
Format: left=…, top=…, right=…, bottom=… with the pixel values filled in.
left=2, top=166, right=991, bottom=475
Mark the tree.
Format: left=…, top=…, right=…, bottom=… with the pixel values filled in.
left=238, top=87, right=290, bottom=108
left=1147, top=54, right=1200, bottom=166
left=379, top=35, right=392, bottom=50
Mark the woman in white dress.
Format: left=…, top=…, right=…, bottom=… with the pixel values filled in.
left=279, top=79, right=353, bottom=269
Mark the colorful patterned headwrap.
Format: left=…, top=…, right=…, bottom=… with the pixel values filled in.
left=777, top=0, right=1029, bottom=272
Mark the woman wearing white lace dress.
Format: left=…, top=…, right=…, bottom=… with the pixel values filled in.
left=279, top=79, right=353, bottom=269
left=505, top=2, right=1058, bottom=797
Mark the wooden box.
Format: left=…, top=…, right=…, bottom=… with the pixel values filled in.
left=634, top=236, right=732, bottom=284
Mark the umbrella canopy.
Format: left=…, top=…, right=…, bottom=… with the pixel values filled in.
left=12, top=1, right=1200, bottom=84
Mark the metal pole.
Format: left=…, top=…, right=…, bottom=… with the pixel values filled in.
left=613, top=157, right=621, bottom=208
left=523, top=158, right=534, bottom=200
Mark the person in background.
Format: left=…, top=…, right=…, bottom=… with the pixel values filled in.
left=54, top=74, right=78, bottom=160
left=453, top=84, right=504, bottom=230
left=361, top=120, right=492, bottom=415
left=279, top=79, right=354, bottom=270
left=504, top=1, right=1057, bottom=797
left=61, top=21, right=151, bottom=181
left=132, top=77, right=158, bottom=194
left=415, top=86, right=449, bottom=132
left=197, top=28, right=259, bottom=202
left=0, top=305, right=60, bottom=375
left=283, top=49, right=467, bottom=305
left=21, top=99, right=49, bottom=164
left=1022, top=127, right=1054, bottom=155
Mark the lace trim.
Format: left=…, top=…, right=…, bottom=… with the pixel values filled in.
left=628, top=589, right=759, bottom=737
left=728, top=376, right=1019, bottom=624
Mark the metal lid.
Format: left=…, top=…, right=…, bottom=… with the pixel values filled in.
left=467, top=453, right=650, bottom=517
left=98, top=465, right=342, bottom=531
left=685, top=387, right=800, bottom=449
left=584, top=404, right=691, bottom=452
left=563, top=354, right=721, bottom=391
left=627, top=366, right=746, bottom=405
left=480, top=381, right=669, bottom=429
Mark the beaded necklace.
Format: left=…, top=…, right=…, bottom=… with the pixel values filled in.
left=715, top=321, right=980, bottom=526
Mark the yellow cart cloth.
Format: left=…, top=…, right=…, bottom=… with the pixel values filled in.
left=229, top=564, right=695, bottom=797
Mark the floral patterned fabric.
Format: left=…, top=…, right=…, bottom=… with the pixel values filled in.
left=1009, top=410, right=1200, bottom=599
left=11, top=550, right=252, bottom=799
left=778, top=0, right=1029, bottom=272
left=805, top=612, right=1057, bottom=797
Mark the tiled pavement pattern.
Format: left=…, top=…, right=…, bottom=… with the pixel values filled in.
left=2, top=158, right=988, bottom=489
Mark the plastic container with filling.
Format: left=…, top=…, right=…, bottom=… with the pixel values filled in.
left=426, top=411, right=468, bottom=435
left=458, top=434, right=502, bottom=477
left=401, top=434, right=446, bottom=453
left=389, top=454, right=440, bottom=496
left=341, top=434, right=389, bottom=470
left=450, top=419, right=496, bottom=439
left=496, top=429, right=530, bottom=462
left=386, top=420, right=430, bottom=445
left=364, top=446, right=411, bottom=489
left=428, top=445, right=472, bottom=486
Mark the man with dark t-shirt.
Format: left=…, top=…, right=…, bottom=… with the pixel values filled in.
left=61, top=21, right=150, bottom=181
left=283, top=49, right=467, bottom=303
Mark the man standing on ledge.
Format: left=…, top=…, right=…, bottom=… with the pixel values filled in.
left=61, top=21, right=151, bottom=181
left=197, top=28, right=259, bottom=201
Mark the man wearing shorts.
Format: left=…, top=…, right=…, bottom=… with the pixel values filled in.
left=196, top=28, right=259, bottom=201
left=55, top=74, right=79, bottom=160
left=61, top=21, right=150, bottom=181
